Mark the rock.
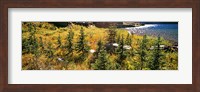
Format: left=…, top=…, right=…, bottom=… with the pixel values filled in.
left=89, top=49, right=96, bottom=53
left=123, top=45, right=131, bottom=50
left=57, top=57, right=64, bottom=62
left=112, top=43, right=119, bottom=47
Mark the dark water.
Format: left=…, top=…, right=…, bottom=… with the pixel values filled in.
left=125, top=23, right=178, bottom=43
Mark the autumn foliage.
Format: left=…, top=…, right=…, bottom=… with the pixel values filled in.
left=22, top=22, right=178, bottom=70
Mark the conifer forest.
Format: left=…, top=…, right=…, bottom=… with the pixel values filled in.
left=22, top=22, right=178, bottom=70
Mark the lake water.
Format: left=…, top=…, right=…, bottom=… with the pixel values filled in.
left=125, top=23, right=178, bottom=43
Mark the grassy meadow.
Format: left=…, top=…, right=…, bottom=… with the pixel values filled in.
left=22, top=22, right=178, bottom=70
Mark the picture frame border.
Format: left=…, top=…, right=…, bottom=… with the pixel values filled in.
left=0, top=0, right=199, bottom=92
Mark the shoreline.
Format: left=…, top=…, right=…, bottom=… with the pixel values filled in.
left=124, top=29, right=178, bottom=45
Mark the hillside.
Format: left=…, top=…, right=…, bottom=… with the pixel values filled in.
left=22, top=22, right=178, bottom=70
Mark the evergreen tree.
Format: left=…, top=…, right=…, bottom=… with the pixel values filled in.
left=92, top=47, right=108, bottom=70
left=150, top=36, right=162, bottom=70
left=75, top=27, right=89, bottom=63
left=25, top=23, right=39, bottom=56
left=76, top=27, right=89, bottom=53
left=66, top=30, right=74, bottom=55
left=108, top=27, right=117, bottom=43
left=22, top=38, right=29, bottom=54
left=115, top=35, right=127, bottom=68
left=107, top=27, right=117, bottom=54
left=32, top=36, right=39, bottom=57
left=46, top=42, right=54, bottom=58
left=90, top=39, right=103, bottom=68
left=139, top=35, right=148, bottom=70
left=94, top=39, right=103, bottom=59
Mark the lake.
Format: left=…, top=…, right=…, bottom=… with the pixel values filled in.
left=125, top=23, right=178, bottom=43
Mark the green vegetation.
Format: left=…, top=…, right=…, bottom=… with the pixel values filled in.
left=22, top=22, right=178, bottom=70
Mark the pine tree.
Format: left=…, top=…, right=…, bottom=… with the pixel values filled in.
left=92, top=47, right=108, bottom=70
left=90, top=39, right=103, bottom=68
left=94, top=39, right=103, bottom=59
left=22, top=38, right=29, bottom=54
left=75, top=27, right=89, bottom=63
left=46, top=42, right=54, bottom=58
left=139, top=35, right=148, bottom=70
left=76, top=27, right=89, bottom=53
left=66, top=30, right=74, bottom=55
left=32, top=36, right=39, bottom=57
left=25, top=23, right=39, bottom=56
left=150, top=36, right=162, bottom=70
left=107, top=27, right=117, bottom=54
left=115, top=35, right=127, bottom=68
left=108, top=27, right=117, bottom=43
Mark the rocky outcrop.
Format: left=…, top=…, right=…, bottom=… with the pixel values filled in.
left=49, top=22, right=92, bottom=27
left=93, top=22, right=123, bottom=28
left=49, top=22, right=145, bottom=28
